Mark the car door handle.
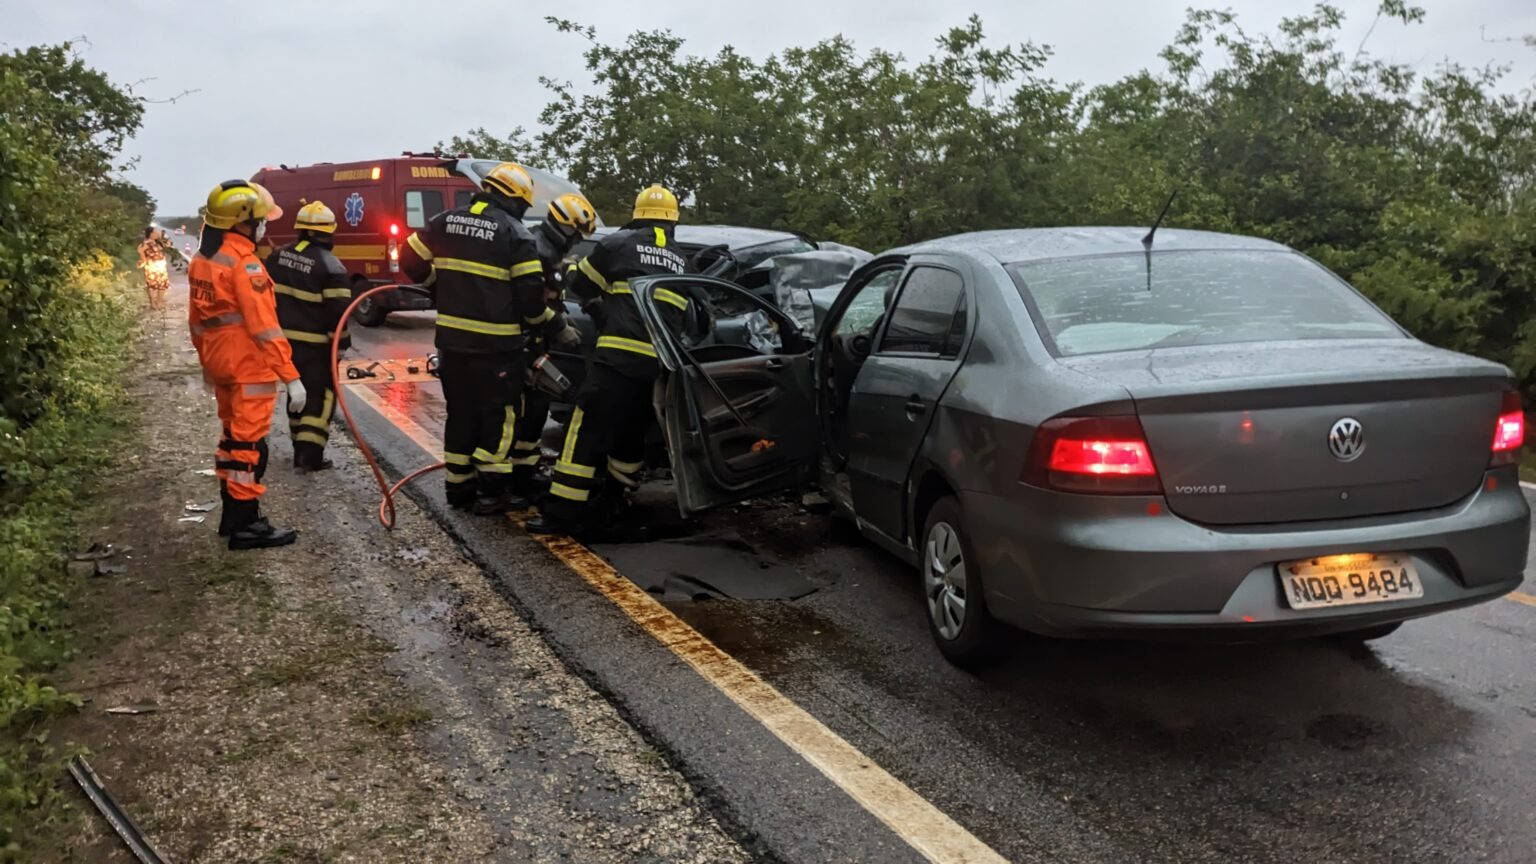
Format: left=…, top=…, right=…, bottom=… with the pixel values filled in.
left=763, top=357, right=785, bottom=369
left=904, top=397, right=928, bottom=418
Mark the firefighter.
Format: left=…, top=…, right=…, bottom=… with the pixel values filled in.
left=399, top=162, right=552, bottom=514
left=527, top=184, right=691, bottom=536
left=138, top=226, right=172, bottom=311
left=268, top=201, right=351, bottom=472
left=188, top=180, right=304, bottom=550
left=509, top=192, right=599, bottom=505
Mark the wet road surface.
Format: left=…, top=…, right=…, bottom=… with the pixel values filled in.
left=348, top=312, right=1536, bottom=863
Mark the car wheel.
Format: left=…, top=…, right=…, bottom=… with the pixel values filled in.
left=1328, top=621, right=1403, bottom=643
left=353, top=292, right=387, bottom=327
left=921, top=496, right=1001, bottom=668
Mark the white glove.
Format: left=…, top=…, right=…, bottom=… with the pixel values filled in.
left=286, top=379, right=308, bottom=415
left=552, top=324, right=582, bottom=351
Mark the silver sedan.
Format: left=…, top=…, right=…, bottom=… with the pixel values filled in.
left=629, top=227, right=1530, bottom=666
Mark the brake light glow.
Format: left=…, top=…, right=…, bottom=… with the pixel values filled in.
left=1491, top=391, right=1524, bottom=465
left=371, top=166, right=381, bottom=180
left=1022, top=415, right=1163, bottom=494
left=1050, top=438, right=1157, bottom=476
left=389, top=223, right=400, bottom=236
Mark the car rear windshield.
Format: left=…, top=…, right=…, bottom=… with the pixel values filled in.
left=735, top=237, right=816, bottom=270
left=1008, top=250, right=1403, bottom=357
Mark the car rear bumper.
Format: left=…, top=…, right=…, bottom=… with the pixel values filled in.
left=963, top=468, right=1530, bottom=637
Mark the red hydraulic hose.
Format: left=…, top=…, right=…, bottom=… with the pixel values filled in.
left=330, top=285, right=443, bottom=529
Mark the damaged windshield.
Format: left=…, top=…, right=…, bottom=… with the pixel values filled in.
left=1009, top=250, right=1403, bottom=357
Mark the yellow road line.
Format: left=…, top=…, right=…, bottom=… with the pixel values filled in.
left=344, top=383, right=1009, bottom=864
left=1507, top=591, right=1536, bottom=608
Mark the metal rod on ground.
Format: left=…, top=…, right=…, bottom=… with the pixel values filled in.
left=68, top=756, right=169, bottom=864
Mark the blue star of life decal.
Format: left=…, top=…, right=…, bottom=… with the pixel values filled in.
left=343, top=192, right=365, bottom=227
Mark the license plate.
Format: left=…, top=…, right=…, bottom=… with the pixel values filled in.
left=1279, top=553, right=1423, bottom=610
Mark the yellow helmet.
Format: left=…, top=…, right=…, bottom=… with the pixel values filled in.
left=633, top=184, right=679, bottom=222
left=480, top=162, right=535, bottom=206
left=294, top=200, right=337, bottom=234
left=547, top=193, right=598, bottom=237
left=203, top=180, right=282, bottom=230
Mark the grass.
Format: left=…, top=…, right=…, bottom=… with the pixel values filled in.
left=351, top=706, right=433, bottom=735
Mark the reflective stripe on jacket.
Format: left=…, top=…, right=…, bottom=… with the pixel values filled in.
left=399, top=193, right=545, bottom=355
left=565, top=221, right=690, bottom=378
left=269, top=239, right=353, bottom=353
left=187, top=232, right=299, bottom=385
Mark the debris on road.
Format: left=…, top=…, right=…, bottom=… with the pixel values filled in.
left=68, top=756, right=169, bottom=864
left=105, top=704, right=159, bottom=716
left=74, top=542, right=120, bottom=561
left=192, top=468, right=216, bottom=476
left=177, top=515, right=205, bottom=524
left=183, top=499, right=219, bottom=513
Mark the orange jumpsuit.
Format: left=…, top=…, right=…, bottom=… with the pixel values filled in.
left=187, top=232, right=300, bottom=507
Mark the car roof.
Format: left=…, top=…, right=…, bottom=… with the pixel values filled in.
left=893, top=227, right=1290, bottom=263
left=590, top=224, right=800, bottom=249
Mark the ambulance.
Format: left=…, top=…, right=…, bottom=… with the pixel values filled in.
left=253, top=154, right=592, bottom=326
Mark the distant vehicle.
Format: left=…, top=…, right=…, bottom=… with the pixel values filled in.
left=175, top=226, right=185, bottom=235
left=253, top=155, right=593, bottom=327
left=626, top=227, right=1532, bottom=665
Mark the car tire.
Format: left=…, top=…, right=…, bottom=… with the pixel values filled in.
left=921, top=496, right=1002, bottom=668
left=1328, top=621, right=1403, bottom=643
left=352, top=284, right=388, bottom=327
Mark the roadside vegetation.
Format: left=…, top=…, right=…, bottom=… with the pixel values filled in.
left=464, top=2, right=1536, bottom=394
left=0, top=43, right=153, bottom=855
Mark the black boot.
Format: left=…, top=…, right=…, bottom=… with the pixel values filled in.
left=524, top=511, right=580, bottom=535
left=228, top=516, right=299, bottom=551
left=216, top=482, right=237, bottom=537
left=295, top=458, right=334, bottom=474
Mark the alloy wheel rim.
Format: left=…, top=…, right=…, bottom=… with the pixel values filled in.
left=924, top=521, right=966, bottom=640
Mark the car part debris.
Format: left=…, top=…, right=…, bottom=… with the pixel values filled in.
left=95, top=562, right=128, bottom=577
left=426, top=353, right=441, bottom=378
left=105, top=703, right=158, bottom=716
left=74, top=542, right=118, bottom=561
left=192, top=468, right=217, bottom=476
left=178, top=515, right=206, bottom=524
left=183, top=500, right=219, bottom=513
left=346, top=365, right=377, bottom=380
left=68, top=756, right=168, bottom=864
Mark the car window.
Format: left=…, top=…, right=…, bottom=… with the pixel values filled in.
left=404, top=189, right=445, bottom=229
left=878, top=267, right=966, bottom=355
left=834, top=269, right=901, bottom=338
left=1009, top=250, right=1403, bottom=356
left=454, top=190, right=475, bottom=210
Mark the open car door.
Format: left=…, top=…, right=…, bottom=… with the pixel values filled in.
left=633, top=276, right=819, bottom=515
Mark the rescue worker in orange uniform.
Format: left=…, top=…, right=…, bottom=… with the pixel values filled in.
left=188, top=180, right=305, bottom=550
left=399, top=162, right=552, bottom=514
left=528, top=185, right=690, bottom=536
left=268, top=201, right=351, bottom=472
left=508, top=192, right=599, bottom=506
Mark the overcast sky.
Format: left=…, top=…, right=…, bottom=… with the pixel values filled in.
left=7, top=0, right=1534, bottom=215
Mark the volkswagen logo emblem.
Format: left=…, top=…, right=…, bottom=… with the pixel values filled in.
left=1328, top=417, right=1365, bottom=462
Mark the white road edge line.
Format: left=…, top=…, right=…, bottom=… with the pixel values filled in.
left=344, top=382, right=1010, bottom=864
left=1520, top=481, right=1536, bottom=491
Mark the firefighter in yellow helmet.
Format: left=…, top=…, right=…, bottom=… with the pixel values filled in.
left=267, top=201, right=352, bottom=471
left=188, top=180, right=304, bottom=550
left=508, top=192, right=599, bottom=504
left=400, top=162, right=553, bottom=514
left=528, top=184, right=691, bottom=536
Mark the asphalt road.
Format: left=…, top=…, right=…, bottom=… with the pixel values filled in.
left=347, top=311, right=1536, bottom=864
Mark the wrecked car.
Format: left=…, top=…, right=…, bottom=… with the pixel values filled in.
left=622, top=227, right=1531, bottom=666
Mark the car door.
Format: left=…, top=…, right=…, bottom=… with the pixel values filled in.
left=632, top=275, right=819, bottom=515
left=844, top=259, right=971, bottom=542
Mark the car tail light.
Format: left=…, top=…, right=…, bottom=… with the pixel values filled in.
left=387, top=237, right=400, bottom=273
left=1490, top=390, right=1525, bottom=466
left=389, top=223, right=400, bottom=236
left=1022, top=415, right=1162, bottom=494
